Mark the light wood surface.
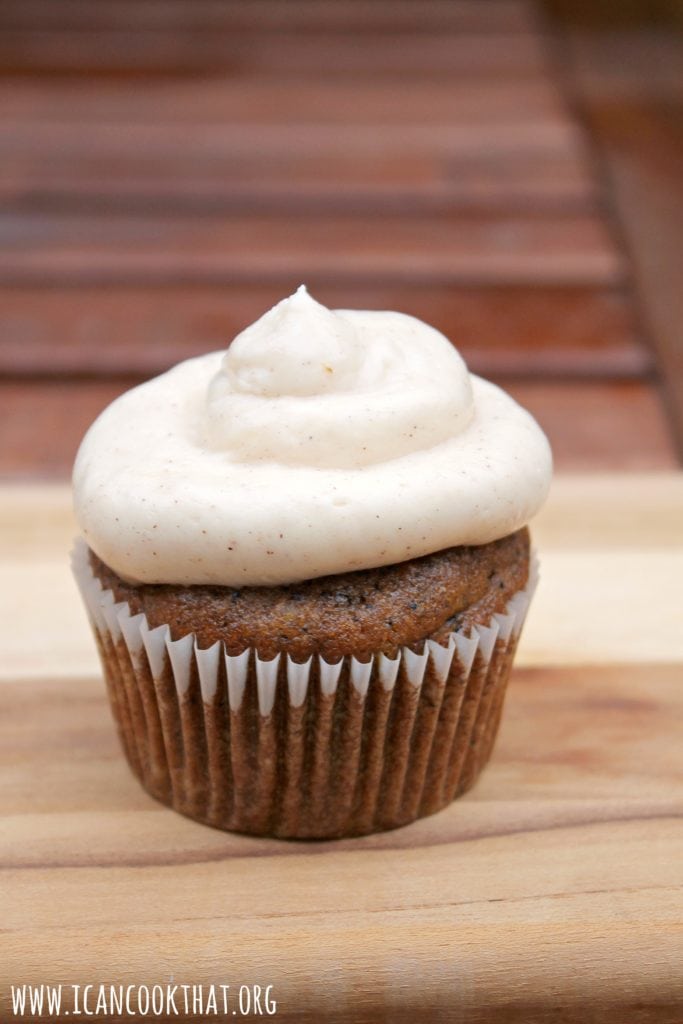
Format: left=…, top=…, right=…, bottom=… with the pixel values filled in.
left=2, top=475, right=682, bottom=1022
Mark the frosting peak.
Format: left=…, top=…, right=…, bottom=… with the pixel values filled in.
left=224, top=286, right=357, bottom=397
left=73, top=291, right=552, bottom=586
left=205, top=286, right=474, bottom=469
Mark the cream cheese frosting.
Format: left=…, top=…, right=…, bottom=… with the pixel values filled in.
left=73, top=286, right=552, bottom=586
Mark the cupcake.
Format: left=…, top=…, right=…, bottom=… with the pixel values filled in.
left=72, top=286, right=552, bottom=838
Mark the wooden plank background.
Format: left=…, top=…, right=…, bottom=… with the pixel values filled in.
left=0, top=0, right=680, bottom=477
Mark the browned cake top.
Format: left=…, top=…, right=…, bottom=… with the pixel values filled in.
left=89, top=528, right=529, bottom=661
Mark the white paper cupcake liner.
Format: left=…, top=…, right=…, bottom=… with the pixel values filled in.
left=72, top=540, right=538, bottom=838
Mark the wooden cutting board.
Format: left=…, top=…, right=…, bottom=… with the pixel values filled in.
left=2, top=474, right=682, bottom=1023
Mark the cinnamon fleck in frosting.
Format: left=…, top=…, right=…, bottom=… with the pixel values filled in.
left=73, top=287, right=552, bottom=586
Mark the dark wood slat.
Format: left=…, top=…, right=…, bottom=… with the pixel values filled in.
left=0, top=31, right=551, bottom=78
left=0, top=139, right=596, bottom=212
left=503, top=379, right=679, bottom=470
left=0, top=378, right=675, bottom=480
left=541, top=1, right=683, bottom=29
left=0, top=211, right=624, bottom=286
left=0, top=285, right=647, bottom=381
left=0, top=106, right=587, bottom=149
left=0, top=79, right=566, bottom=125
left=0, top=119, right=587, bottom=168
left=587, top=103, right=683, bottom=455
left=0, top=76, right=591, bottom=215
left=561, top=30, right=683, bottom=455
left=563, top=29, right=683, bottom=102
left=0, top=379, right=141, bottom=480
left=1, top=6, right=674, bottom=479
left=0, top=1, right=536, bottom=34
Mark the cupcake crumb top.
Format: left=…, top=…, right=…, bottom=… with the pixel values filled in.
left=89, top=528, right=530, bottom=662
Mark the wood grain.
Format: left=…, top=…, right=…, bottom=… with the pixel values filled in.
left=0, top=32, right=594, bottom=211
left=0, top=102, right=583, bottom=158
left=0, top=3, right=678, bottom=480
left=504, top=379, right=679, bottom=470
left=0, top=210, right=623, bottom=286
left=589, top=102, right=683, bottom=457
left=0, top=29, right=551, bottom=78
left=2, top=472, right=682, bottom=1022
left=4, top=664, right=681, bottom=860
left=0, top=1, right=538, bottom=35
left=561, top=28, right=683, bottom=455
left=0, top=285, right=646, bottom=379
left=0, top=130, right=596, bottom=211
left=0, top=78, right=566, bottom=124
left=2, top=641, right=682, bottom=1020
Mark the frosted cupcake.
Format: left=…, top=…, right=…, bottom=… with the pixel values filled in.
left=72, top=287, right=552, bottom=838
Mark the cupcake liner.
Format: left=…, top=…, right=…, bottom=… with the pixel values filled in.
left=72, top=540, right=538, bottom=839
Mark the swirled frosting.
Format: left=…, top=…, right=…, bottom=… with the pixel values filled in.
left=73, top=287, right=552, bottom=586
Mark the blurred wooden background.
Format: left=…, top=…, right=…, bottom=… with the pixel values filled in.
left=0, top=0, right=681, bottom=478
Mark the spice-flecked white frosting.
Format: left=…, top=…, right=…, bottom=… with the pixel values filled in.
left=73, top=287, right=552, bottom=586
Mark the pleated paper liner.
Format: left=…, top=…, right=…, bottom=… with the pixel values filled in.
left=72, top=540, right=538, bottom=839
